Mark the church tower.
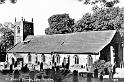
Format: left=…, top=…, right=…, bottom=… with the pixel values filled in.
left=14, top=18, right=34, bottom=45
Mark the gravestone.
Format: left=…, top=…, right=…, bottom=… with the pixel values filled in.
left=29, top=71, right=35, bottom=82
left=21, top=64, right=29, bottom=73
left=87, top=73, right=92, bottom=82
left=13, top=70, right=20, bottom=82
left=56, top=66, right=59, bottom=72
left=10, top=64, right=13, bottom=71
left=10, top=64, right=13, bottom=73
left=99, top=74, right=103, bottom=81
left=14, top=61, right=18, bottom=68
left=62, top=62, right=64, bottom=68
left=73, top=70, right=78, bottom=82
left=66, top=63, right=69, bottom=69
left=94, top=69, right=98, bottom=78
left=40, top=62, right=43, bottom=71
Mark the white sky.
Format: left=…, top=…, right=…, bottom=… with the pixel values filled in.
left=0, top=0, right=124, bottom=35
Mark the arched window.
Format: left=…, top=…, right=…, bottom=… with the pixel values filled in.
left=52, top=55, right=55, bottom=63
left=87, top=55, right=93, bottom=66
left=56, top=54, right=60, bottom=63
left=74, top=55, right=79, bottom=64
left=35, top=54, right=38, bottom=63
left=63, top=57, right=66, bottom=65
left=28, top=53, right=31, bottom=62
left=67, top=55, right=70, bottom=64
left=41, top=54, right=45, bottom=62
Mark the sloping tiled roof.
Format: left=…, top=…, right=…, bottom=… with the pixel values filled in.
left=8, top=30, right=117, bottom=54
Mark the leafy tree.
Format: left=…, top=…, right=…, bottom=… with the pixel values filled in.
left=45, top=13, right=75, bottom=35
left=0, top=0, right=17, bottom=4
left=0, top=23, right=14, bottom=53
left=91, top=59, right=114, bottom=79
left=0, top=23, right=3, bottom=28
left=72, top=13, right=95, bottom=32
left=10, top=0, right=17, bottom=4
left=78, top=0, right=119, bottom=7
left=3, top=22, right=14, bottom=29
left=91, top=60, right=112, bottom=74
left=72, top=7, right=124, bottom=32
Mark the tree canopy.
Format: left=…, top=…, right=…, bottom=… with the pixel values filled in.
left=91, top=59, right=112, bottom=74
left=45, top=7, right=124, bottom=35
left=0, top=0, right=17, bottom=4
left=72, top=7, right=124, bottom=32
left=45, top=14, right=75, bottom=35
left=0, top=23, right=14, bottom=53
left=78, top=0, right=119, bottom=7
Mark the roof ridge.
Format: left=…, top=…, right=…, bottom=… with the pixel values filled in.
left=29, top=30, right=117, bottom=37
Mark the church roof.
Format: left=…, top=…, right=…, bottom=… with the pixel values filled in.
left=8, top=30, right=118, bottom=54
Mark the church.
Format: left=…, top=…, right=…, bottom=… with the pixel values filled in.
left=6, top=18, right=123, bottom=72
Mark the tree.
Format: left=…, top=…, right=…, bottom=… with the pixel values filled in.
left=78, top=0, right=119, bottom=7
left=72, top=7, right=124, bottom=32
left=10, top=0, right=17, bottom=4
left=0, top=23, right=14, bottom=54
left=72, top=13, right=95, bottom=32
left=91, top=59, right=113, bottom=79
left=91, top=60, right=112, bottom=74
left=45, top=13, right=75, bottom=35
left=0, top=0, right=17, bottom=4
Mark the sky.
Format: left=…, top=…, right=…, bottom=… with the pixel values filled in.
left=0, top=0, right=124, bottom=35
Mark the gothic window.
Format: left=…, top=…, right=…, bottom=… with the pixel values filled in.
left=52, top=55, right=55, bottom=63
left=28, top=53, right=31, bottom=62
left=87, top=55, right=93, bottom=66
left=35, top=54, right=38, bottom=63
left=67, top=55, right=70, bottom=64
left=74, top=55, right=79, bottom=64
left=63, top=57, right=66, bottom=65
left=41, top=54, right=45, bottom=62
left=56, top=54, right=60, bottom=63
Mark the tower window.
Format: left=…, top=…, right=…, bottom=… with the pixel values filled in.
left=17, top=26, right=20, bottom=33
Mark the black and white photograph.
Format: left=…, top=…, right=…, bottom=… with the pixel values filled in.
left=0, top=0, right=124, bottom=82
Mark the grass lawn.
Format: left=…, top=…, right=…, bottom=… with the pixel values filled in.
left=0, top=73, right=11, bottom=82
left=0, top=71, right=54, bottom=82
left=62, top=75, right=124, bottom=82
left=0, top=70, right=124, bottom=82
